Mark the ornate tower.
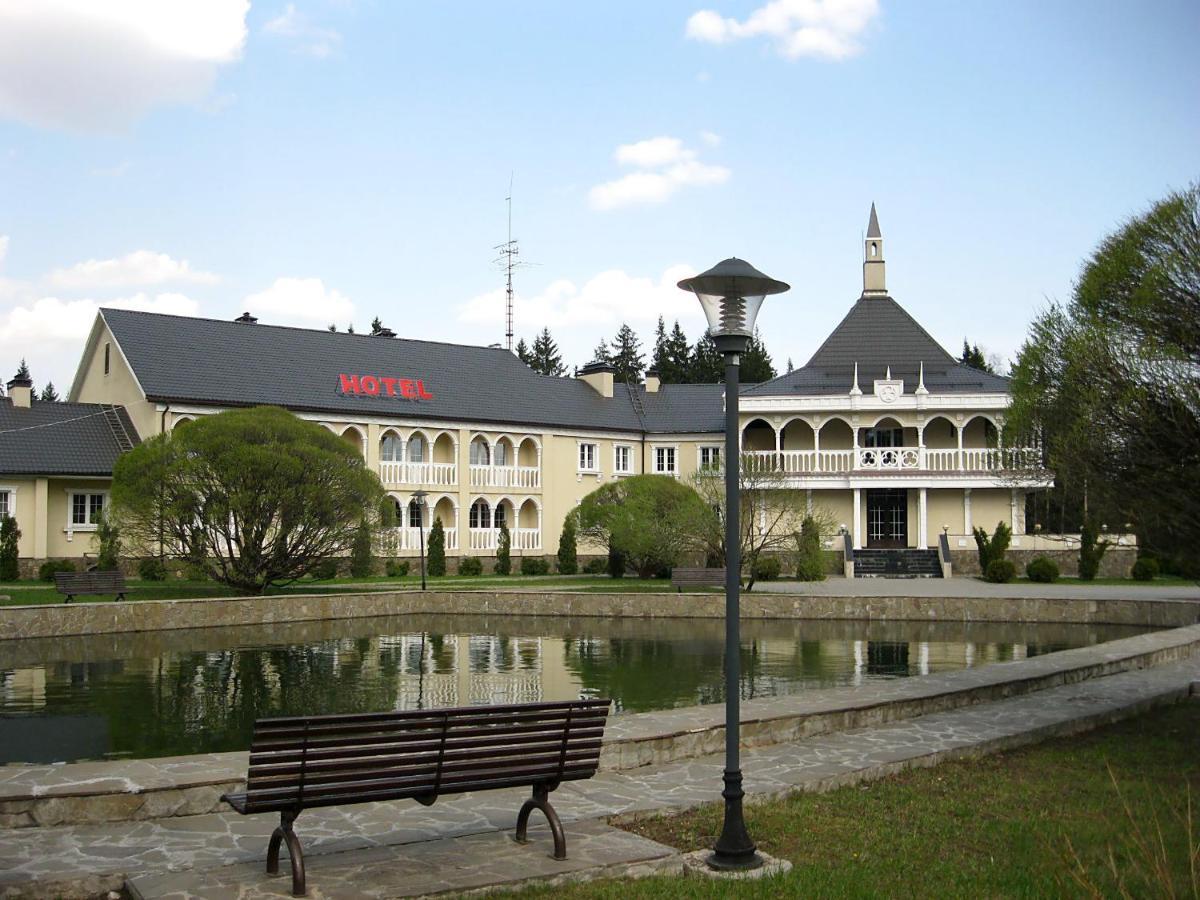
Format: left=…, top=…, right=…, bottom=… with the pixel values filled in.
left=862, top=202, right=887, bottom=297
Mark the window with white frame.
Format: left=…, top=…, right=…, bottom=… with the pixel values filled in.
left=699, top=445, right=721, bottom=470
left=70, top=492, right=107, bottom=527
left=0, top=489, right=12, bottom=519
left=613, top=444, right=632, bottom=474
left=653, top=446, right=677, bottom=475
left=578, top=442, right=598, bottom=472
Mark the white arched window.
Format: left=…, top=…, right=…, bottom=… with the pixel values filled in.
left=408, top=500, right=423, bottom=528
left=493, top=441, right=508, bottom=466
left=469, top=499, right=491, bottom=529
left=470, top=438, right=490, bottom=466
left=494, top=503, right=507, bottom=529
left=407, top=434, right=426, bottom=462
left=380, top=434, right=402, bottom=461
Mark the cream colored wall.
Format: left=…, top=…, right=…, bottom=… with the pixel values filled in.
left=926, top=489, right=962, bottom=547
left=968, top=489, right=1012, bottom=535
left=811, top=489, right=854, bottom=537
left=46, top=480, right=109, bottom=558
left=72, top=320, right=160, bottom=440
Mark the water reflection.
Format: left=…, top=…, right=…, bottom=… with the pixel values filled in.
left=0, top=615, right=1153, bottom=763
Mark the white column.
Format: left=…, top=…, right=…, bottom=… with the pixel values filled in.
left=916, top=423, right=925, bottom=469
left=853, top=487, right=862, bottom=549
left=774, top=424, right=782, bottom=469
left=918, top=487, right=928, bottom=549
left=536, top=505, right=543, bottom=550
left=1010, top=488, right=1020, bottom=534
left=956, top=423, right=964, bottom=470
left=963, top=487, right=972, bottom=535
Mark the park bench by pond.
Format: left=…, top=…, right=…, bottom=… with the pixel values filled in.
left=222, top=698, right=612, bottom=897
left=670, top=566, right=726, bottom=592
left=52, top=570, right=127, bottom=603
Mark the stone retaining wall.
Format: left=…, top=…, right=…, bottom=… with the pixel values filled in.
left=950, top=546, right=1136, bottom=578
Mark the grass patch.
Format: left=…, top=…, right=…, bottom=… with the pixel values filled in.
left=1009, top=575, right=1197, bottom=587
left=514, top=702, right=1200, bottom=898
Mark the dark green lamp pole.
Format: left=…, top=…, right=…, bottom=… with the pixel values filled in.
left=412, top=490, right=428, bottom=590
left=678, top=258, right=790, bottom=870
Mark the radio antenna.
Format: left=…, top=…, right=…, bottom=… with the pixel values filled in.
left=493, top=174, right=532, bottom=352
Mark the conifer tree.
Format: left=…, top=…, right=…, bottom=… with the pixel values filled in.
left=652, top=316, right=669, bottom=377
left=960, top=339, right=994, bottom=374
left=515, top=338, right=532, bottom=366
left=609, top=323, right=645, bottom=383
left=15, top=359, right=30, bottom=381
left=0, top=515, right=20, bottom=581
left=39, top=382, right=60, bottom=402
left=530, top=327, right=565, bottom=376
left=556, top=515, right=578, bottom=575
left=664, top=321, right=692, bottom=383
left=741, top=328, right=777, bottom=383
left=427, top=517, right=446, bottom=576
left=495, top=521, right=511, bottom=575
left=689, top=334, right=724, bottom=383
left=370, top=316, right=383, bottom=333
left=590, top=338, right=611, bottom=365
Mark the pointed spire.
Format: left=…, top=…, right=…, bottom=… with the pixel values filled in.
left=849, top=361, right=862, bottom=396
left=916, top=361, right=929, bottom=395
left=866, top=202, right=881, bottom=238
left=885, top=365, right=891, bottom=380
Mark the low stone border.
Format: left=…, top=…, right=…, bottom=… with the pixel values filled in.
left=3, top=588, right=1199, bottom=640
left=3, top=623, right=1197, bottom=830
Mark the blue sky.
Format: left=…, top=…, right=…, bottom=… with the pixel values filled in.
left=1, top=0, right=1197, bottom=392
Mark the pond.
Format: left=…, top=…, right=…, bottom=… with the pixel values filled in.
left=0, top=614, right=1154, bottom=764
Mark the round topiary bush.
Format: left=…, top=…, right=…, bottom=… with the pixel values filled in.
left=985, top=558, right=1016, bottom=584
left=520, top=557, right=550, bottom=576
left=753, top=556, right=782, bottom=581
left=385, top=559, right=409, bottom=578
left=1025, top=557, right=1059, bottom=583
left=1131, top=557, right=1159, bottom=581
left=38, top=560, right=77, bottom=582
left=137, top=557, right=168, bottom=581
left=458, top=556, right=483, bottom=576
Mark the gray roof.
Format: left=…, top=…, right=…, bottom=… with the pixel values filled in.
left=100, top=309, right=727, bottom=435
left=0, top=400, right=138, bottom=476
left=866, top=203, right=882, bottom=238
left=745, top=295, right=1010, bottom=397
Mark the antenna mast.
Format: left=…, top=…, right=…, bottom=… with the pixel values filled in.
left=497, top=176, right=518, bottom=351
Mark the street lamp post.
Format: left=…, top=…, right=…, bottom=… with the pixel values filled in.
left=678, top=258, right=789, bottom=871
left=412, top=490, right=429, bottom=590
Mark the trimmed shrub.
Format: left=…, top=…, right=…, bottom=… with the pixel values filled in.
left=95, top=512, right=122, bottom=570
left=984, top=558, right=1016, bottom=583
left=520, top=556, right=550, bottom=576
left=556, top=516, right=578, bottom=575
left=385, top=559, right=410, bottom=578
left=973, top=521, right=1012, bottom=573
left=1131, top=557, right=1159, bottom=581
left=1025, top=557, right=1059, bottom=583
left=427, top=518, right=446, bottom=577
left=753, top=556, right=782, bottom=581
left=459, top=556, right=483, bottom=576
left=0, top=516, right=20, bottom=581
left=349, top=519, right=373, bottom=578
left=312, top=558, right=339, bottom=580
left=39, top=560, right=77, bottom=582
left=793, top=516, right=827, bottom=582
left=495, top=522, right=511, bottom=575
left=582, top=558, right=607, bottom=575
left=138, top=557, right=168, bottom=581
left=1078, top=519, right=1109, bottom=581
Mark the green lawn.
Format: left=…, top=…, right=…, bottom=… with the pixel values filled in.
left=512, top=702, right=1200, bottom=899
left=1010, top=575, right=1197, bottom=587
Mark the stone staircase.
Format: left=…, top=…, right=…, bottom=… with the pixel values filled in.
left=854, top=548, right=942, bottom=578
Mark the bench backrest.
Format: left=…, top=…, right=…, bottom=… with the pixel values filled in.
left=671, top=567, right=726, bottom=585
left=241, top=699, right=611, bottom=814
left=53, top=570, right=126, bottom=592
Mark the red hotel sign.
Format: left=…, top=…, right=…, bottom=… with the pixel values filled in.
left=338, top=373, right=434, bottom=401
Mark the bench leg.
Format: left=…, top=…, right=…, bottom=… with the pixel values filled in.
left=515, top=785, right=566, bottom=861
left=267, top=809, right=306, bottom=897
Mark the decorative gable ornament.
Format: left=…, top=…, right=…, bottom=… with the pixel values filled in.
left=874, top=366, right=904, bottom=403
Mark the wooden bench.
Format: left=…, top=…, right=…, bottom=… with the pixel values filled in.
left=222, top=698, right=612, bottom=897
left=670, top=566, right=726, bottom=592
left=53, top=570, right=127, bottom=603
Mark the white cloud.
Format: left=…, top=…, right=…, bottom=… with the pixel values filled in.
left=0, top=235, right=8, bottom=268
left=0, top=0, right=249, bottom=131
left=589, top=137, right=730, bottom=211
left=48, top=250, right=219, bottom=289
left=263, top=4, right=342, bottom=58
left=685, top=0, right=879, bottom=60
left=244, top=276, right=354, bottom=326
left=700, top=130, right=722, bottom=147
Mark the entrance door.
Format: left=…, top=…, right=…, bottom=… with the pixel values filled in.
left=866, top=489, right=907, bottom=548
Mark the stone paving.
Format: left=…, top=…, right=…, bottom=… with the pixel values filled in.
left=1, top=655, right=1195, bottom=899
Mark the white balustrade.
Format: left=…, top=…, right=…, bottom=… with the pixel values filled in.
left=468, top=527, right=541, bottom=551
left=378, top=461, right=457, bottom=486
left=377, top=525, right=458, bottom=553
left=856, top=447, right=921, bottom=470
left=469, top=465, right=541, bottom=489
left=743, top=446, right=1037, bottom=475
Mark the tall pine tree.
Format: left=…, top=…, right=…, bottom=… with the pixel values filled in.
left=741, top=328, right=777, bottom=383
left=590, top=338, right=611, bottom=365
left=515, top=338, right=532, bottom=366
left=530, top=328, right=565, bottom=376
left=39, top=382, right=60, bottom=402
left=609, top=324, right=645, bottom=382
left=689, top=334, right=724, bottom=383
left=662, top=321, right=693, bottom=383
left=651, top=317, right=669, bottom=378
left=960, top=339, right=995, bottom=374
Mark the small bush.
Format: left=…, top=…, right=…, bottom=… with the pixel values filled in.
left=753, top=556, right=782, bottom=581
left=349, top=519, right=374, bottom=578
left=985, top=558, right=1016, bottom=583
left=495, top=522, right=512, bottom=575
left=1026, top=557, right=1059, bottom=583
left=458, top=556, right=483, bottom=576
left=1079, top=519, right=1110, bottom=581
left=582, top=558, right=607, bottom=575
left=39, top=560, right=77, bottom=582
left=796, top=555, right=827, bottom=582
left=427, top=518, right=446, bottom=577
left=0, top=516, right=20, bottom=581
left=557, top=516, right=578, bottom=575
left=312, top=558, right=339, bottom=580
left=1131, top=557, right=1159, bottom=581
left=95, top=512, right=122, bottom=570
left=520, top=557, right=550, bottom=576
left=974, top=521, right=1012, bottom=572
left=385, top=559, right=410, bottom=578
left=793, top=516, right=827, bottom=582
left=137, top=557, right=168, bottom=581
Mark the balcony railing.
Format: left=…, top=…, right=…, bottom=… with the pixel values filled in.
left=378, top=526, right=459, bottom=553
left=742, top=446, right=1040, bottom=475
left=468, top=527, right=541, bottom=550
left=469, top=464, right=541, bottom=489
left=378, top=461, right=458, bottom=486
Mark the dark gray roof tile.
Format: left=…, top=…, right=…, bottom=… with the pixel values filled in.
left=0, top=400, right=137, bottom=476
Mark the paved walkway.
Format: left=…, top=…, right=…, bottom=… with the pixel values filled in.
left=754, top=575, right=1200, bottom=601
left=2, top=655, right=1195, bottom=899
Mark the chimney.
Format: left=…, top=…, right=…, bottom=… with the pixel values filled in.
left=371, top=326, right=396, bottom=338
left=644, top=367, right=661, bottom=393
left=577, top=360, right=615, bottom=398
left=234, top=311, right=258, bottom=324
left=7, top=371, right=32, bottom=409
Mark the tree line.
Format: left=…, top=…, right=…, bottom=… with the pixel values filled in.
left=514, top=317, right=778, bottom=384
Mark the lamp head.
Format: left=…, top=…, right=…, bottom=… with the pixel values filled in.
left=677, top=258, right=789, bottom=342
